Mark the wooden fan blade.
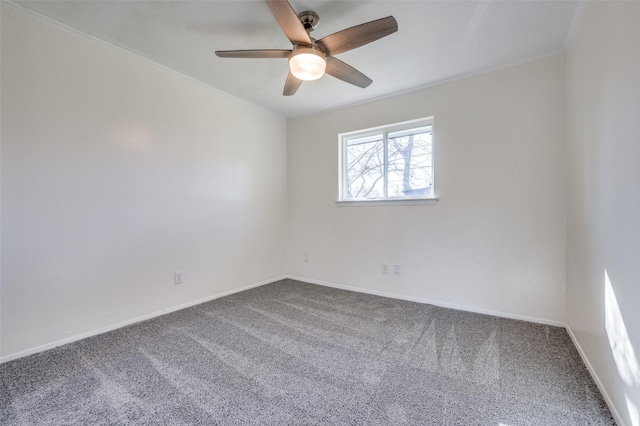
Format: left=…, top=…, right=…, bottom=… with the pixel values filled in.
left=325, top=57, right=372, bottom=88
left=317, top=16, right=397, bottom=56
left=283, top=71, right=303, bottom=96
left=215, top=49, right=292, bottom=59
left=265, top=0, right=312, bottom=46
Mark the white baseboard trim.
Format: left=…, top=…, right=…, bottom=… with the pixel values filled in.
left=565, top=325, right=626, bottom=426
left=287, top=275, right=567, bottom=327
left=0, top=275, right=285, bottom=364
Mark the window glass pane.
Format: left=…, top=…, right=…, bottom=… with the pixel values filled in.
left=345, top=136, right=384, bottom=199
left=387, top=126, right=433, bottom=197
left=339, top=118, right=434, bottom=202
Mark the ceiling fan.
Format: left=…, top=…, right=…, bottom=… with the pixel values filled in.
left=215, top=0, right=398, bottom=96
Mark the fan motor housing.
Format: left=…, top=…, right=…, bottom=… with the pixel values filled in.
left=298, top=11, right=319, bottom=32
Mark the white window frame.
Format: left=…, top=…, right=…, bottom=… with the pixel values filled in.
left=338, top=117, right=437, bottom=205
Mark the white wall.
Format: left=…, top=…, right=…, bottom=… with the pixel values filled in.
left=566, top=2, right=640, bottom=425
left=287, top=55, right=567, bottom=324
left=0, top=4, right=288, bottom=359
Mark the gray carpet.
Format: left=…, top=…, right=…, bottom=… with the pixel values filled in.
left=1, top=279, right=615, bottom=425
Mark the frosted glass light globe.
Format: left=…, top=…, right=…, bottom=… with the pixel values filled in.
left=289, top=47, right=327, bottom=81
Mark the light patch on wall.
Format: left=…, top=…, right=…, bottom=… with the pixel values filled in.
left=605, top=269, right=640, bottom=425
left=112, top=124, right=152, bottom=153
left=605, top=269, right=640, bottom=387
left=626, top=395, right=639, bottom=426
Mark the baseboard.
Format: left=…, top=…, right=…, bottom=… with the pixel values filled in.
left=0, top=275, right=286, bottom=364
left=565, top=325, right=627, bottom=426
left=287, top=275, right=567, bottom=327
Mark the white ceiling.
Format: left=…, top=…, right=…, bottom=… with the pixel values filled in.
left=15, top=0, right=579, bottom=117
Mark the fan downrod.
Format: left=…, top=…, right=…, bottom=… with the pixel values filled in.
left=297, top=11, right=319, bottom=33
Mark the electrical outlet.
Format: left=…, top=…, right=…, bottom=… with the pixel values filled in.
left=174, top=271, right=183, bottom=285
left=304, top=252, right=310, bottom=262
left=382, top=263, right=389, bottom=274
left=394, top=264, right=401, bottom=275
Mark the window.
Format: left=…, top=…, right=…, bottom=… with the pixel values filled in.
left=339, top=117, right=434, bottom=202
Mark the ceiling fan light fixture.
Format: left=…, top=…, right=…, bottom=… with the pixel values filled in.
left=289, top=47, right=326, bottom=81
left=216, top=1, right=398, bottom=95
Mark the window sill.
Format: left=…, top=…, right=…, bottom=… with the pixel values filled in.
left=335, top=197, right=439, bottom=207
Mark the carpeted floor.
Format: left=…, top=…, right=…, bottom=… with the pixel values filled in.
left=1, top=279, right=615, bottom=425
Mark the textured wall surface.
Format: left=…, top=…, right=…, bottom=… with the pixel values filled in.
left=1, top=4, right=288, bottom=358
left=566, top=2, right=640, bottom=425
left=288, top=55, right=567, bottom=324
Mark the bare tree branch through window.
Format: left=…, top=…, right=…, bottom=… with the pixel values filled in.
left=341, top=119, right=433, bottom=201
